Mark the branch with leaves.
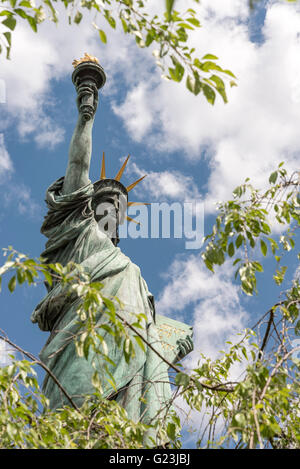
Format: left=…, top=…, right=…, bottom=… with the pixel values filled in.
left=202, top=164, right=300, bottom=296
left=0, top=161, right=299, bottom=448
left=0, top=0, right=236, bottom=104
left=185, top=163, right=300, bottom=448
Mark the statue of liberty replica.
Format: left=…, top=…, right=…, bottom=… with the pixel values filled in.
left=31, top=54, right=193, bottom=446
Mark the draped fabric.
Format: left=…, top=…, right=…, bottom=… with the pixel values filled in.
left=31, top=178, right=171, bottom=442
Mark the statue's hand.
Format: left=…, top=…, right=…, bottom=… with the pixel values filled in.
left=75, top=81, right=99, bottom=120
left=176, top=335, right=193, bottom=360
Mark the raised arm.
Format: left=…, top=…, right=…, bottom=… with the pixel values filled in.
left=62, top=83, right=98, bottom=195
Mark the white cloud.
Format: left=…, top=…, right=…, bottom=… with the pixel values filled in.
left=1, top=182, right=40, bottom=218
left=129, top=161, right=201, bottom=202
left=0, top=340, right=14, bottom=367
left=156, top=252, right=249, bottom=445
left=0, top=136, right=40, bottom=218
left=156, top=254, right=248, bottom=360
left=112, top=1, right=300, bottom=212
left=112, top=82, right=156, bottom=141
left=199, top=0, right=249, bottom=21
left=0, top=4, right=157, bottom=149
left=294, top=264, right=300, bottom=282
left=3, top=0, right=300, bottom=198
left=0, top=12, right=103, bottom=147
left=0, top=133, right=13, bottom=182
left=18, top=110, right=65, bottom=149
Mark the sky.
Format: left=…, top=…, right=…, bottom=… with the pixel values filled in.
left=0, top=0, right=299, bottom=447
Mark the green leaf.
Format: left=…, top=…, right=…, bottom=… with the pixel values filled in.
left=234, top=412, right=246, bottom=427
left=228, top=242, right=235, bottom=257
left=187, top=18, right=199, bottom=27
left=165, top=0, right=175, bottom=21
left=202, top=53, right=218, bottom=60
left=74, top=11, right=82, bottom=24
left=123, top=338, right=131, bottom=364
left=273, top=266, right=287, bottom=285
left=98, top=29, right=107, bottom=44
left=236, top=234, right=244, bottom=249
left=202, top=84, right=215, bottom=105
left=260, top=239, right=267, bottom=257
left=120, top=17, right=128, bottom=33
left=8, top=275, right=16, bottom=292
left=233, top=185, right=242, bottom=198
left=14, top=8, right=28, bottom=19
left=186, top=17, right=201, bottom=27
left=145, top=32, right=154, bottom=46
left=201, top=61, right=222, bottom=73
left=19, top=1, right=32, bottom=6
left=175, top=372, right=190, bottom=387
left=167, top=422, right=176, bottom=440
left=104, top=9, right=116, bottom=29
left=233, top=258, right=241, bottom=266
left=3, top=31, right=11, bottom=58
left=3, top=31, right=11, bottom=46
left=103, top=297, right=115, bottom=314
left=169, top=55, right=185, bottom=82
left=186, top=74, right=202, bottom=95
left=177, top=21, right=194, bottom=30
left=210, top=75, right=228, bottom=103
left=2, top=15, right=17, bottom=31
left=134, top=335, right=146, bottom=352
left=269, top=171, right=278, bottom=184
left=253, top=261, right=263, bottom=272
left=27, top=15, right=37, bottom=32
left=186, top=74, right=195, bottom=93
left=44, top=271, right=53, bottom=287
left=16, top=268, right=25, bottom=284
left=224, top=69, right=237, bottom=79
left=44, top=0, right=58, bottom=23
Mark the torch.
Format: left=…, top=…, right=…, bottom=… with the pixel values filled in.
left=72, top=53, right=106, bottom=120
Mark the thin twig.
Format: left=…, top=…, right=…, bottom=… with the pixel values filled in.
left=0, top=334, right=82, bottom=414
left=114, top=310, right=236, bottom=393
left=252, top=387, right=263, bottom=449
left=258, top=346, right=300, bottom=404
left=258, top=309, right=274, bottom=359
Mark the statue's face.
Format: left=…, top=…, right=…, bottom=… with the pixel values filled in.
left=93, top=193, right=126, bottom=245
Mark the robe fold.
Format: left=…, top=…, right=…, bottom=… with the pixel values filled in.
left=31, top=178, right=172, bottom=442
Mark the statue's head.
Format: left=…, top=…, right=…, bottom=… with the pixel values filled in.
left=92, top=153, right=146, bottom=246
left=92, top=179, right=128, bottom=246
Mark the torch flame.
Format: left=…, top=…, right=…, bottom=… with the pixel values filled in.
left=72, top=53, right=100, bottom=68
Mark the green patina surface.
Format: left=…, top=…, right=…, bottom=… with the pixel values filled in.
left=31, top=60, right=193, bottom=446
left=31, top=178, right=174, bottom=443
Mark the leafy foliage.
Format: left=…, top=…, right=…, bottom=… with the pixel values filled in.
left=0, top=164, right=299, bottom=448
left=0, top=357, right=150, bottom=448
left=186, top=164, right=300, bottom=448
left=0, top=0, right=236, bottom=103
left=0, top=250, right=183, bottom=448
left=202, top=164, right=299, bottom=296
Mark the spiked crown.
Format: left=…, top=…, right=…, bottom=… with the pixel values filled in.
left=92, top=152, right=148, bottom=225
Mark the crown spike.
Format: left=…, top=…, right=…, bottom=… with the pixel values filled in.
left=127, top=202, right=150, bottom=206
left=100, top=152, right=106, bottom=180
left=115, top=155, right=130, bottom=182
left=126, top=215, right=140, bottom=225
left=126, top=175, right=147, bottom=193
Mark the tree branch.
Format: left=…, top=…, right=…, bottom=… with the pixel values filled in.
left=0, top=333, right=82, bottom=414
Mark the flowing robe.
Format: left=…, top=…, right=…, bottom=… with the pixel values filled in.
left=31, top=178, right=172, bottom=436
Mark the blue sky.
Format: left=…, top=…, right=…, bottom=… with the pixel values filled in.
left=0, top=0, right=299, bottom=447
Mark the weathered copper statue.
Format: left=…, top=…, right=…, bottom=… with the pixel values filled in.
left=31, top=55, right=193, bottom=446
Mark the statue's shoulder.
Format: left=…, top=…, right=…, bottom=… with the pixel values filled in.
left=46, top=177, right=94, bottom=205
left=115, top=246, right=141, bottom=273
